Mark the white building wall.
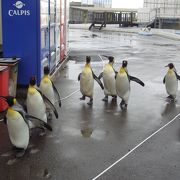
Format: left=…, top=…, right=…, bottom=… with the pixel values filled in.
left=138, top=0, right=180, bottom=22
left=93, top=0, right=112, bottom=8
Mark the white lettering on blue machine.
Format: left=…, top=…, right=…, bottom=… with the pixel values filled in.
left=8, top=10, right=30, bottom=16
left=8, top=1, right=30, bottom=16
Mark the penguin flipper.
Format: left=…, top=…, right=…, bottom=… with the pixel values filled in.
left=42, top=94, right=59, bottom=119
left=98, top=72, right=103, bottom=79
left=175, top=72, right=180, bottom=80
left=115, top=71, right=118, bottom=79
left=92, top=72, right=104, bottom=90
left=36, top=89, right=59, bottom=119
left=129, top=76, right=145, bottom=86
left=52, top=81, right=61, bottom=107
left=102, top=55, right=109, bottom=59
left=78, top=73, right=81, bottom=81
left=163, top=76, right=166, bottom=84
left=25, top=114, right=52, bottom=131
left=3, top=116, right=7, bottom=125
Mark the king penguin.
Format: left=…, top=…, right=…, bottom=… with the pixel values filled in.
left=40, top=66, right=61, bottom=107
left=39, top=66, right=61, bottom=119
left=27, top=77, right=47, bottom=123
left=1, top=96, right=52, bottom=157
left=163, top=63, right=180, bottom=100
left=116, top=61, right=145, bottom=110
left=78, top=56, right=104, bottom=105
left=98, top=56, right=117, bottom=102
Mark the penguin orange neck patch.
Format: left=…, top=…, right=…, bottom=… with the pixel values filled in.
left=28, top=86, right=36, bottom=94
left=43, top=75, right=51, bottom=83
left=119, top=67, right=126, bottom=74
left=85, top=64, right=90, bottom=68
left=168, top=69, right=174, bottom=75
left=7, top=108, right=18, bottom=118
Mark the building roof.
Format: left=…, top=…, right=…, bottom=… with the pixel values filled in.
left=70, top=6, right=138, bottom=13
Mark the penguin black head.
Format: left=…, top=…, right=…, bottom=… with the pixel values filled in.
left=122, top=60, right=128, bottom=68
left=166, top=63, right=174, bottom=69
left=44, top=66, right=50, bottom=75
left=108, top=56, right=114, bottom=63
left=86, top=56, right=91, bottom=64
left=29, top=76, right=36, bottom=86
left=0, top=96, right=16, bottom=107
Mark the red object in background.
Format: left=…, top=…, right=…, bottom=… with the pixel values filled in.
left=0, top=66, right=9, bottom=112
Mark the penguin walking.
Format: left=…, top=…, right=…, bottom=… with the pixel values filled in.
left=39, top=66, right=61, bottom=119
left=1, top=96, right=52, bottom=157
left=98, top=56, right=117, bottom=102
left=163, top=63, right=180, bottom=101
left=116, top=61, right=145, bottom=110
left=78, top=56, right=104, bottom=105
left=27, top=77, right=58, bottom=126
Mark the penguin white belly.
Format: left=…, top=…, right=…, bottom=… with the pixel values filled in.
left=40, top=82, right=55, bottom=105
left=103, top=70, right=116, bottom=96
left=165, top=74, right=178, bottom=97
left=27, top=92, right=47, bottom=123
left=116, top=74, right=130, bottom=103
left=6, top=113, right=29, bottom=149
left=80, top=72, right=94, bottom=97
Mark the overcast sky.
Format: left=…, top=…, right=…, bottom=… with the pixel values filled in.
left=70, top=0, right=144, bottom=8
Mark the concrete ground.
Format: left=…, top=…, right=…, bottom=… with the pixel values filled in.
left=1, top=28, right=180, bottom=180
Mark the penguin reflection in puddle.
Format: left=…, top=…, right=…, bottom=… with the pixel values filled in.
left=40, top=66, right=61, bottom=120
left=98, top=56, right=117, bottom=102
left=27, top=76, right=58, bottom=127
left=116, top=60, right=145, bottom=110
left=0, top=96, right=52, bottom=157
left=78, top=56, right=104, bottom=105
left=163, top=63, right=180, bottom=102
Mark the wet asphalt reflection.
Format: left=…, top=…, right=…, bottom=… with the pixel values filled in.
left=1, top=28, right=180, bottom=180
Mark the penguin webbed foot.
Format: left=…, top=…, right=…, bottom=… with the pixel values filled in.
left=102, top=96, right=108, bottom=102
left=80, top=96, right=85, bottom=100
left=15, top=148, right=26, bottom=158
left=166, top=95, right=176, bottom=103
left=87, top=98, right=93, bottom=105
left=112, top=95, right=117, bottom=101
left=120, top=100, right=127, bottom=110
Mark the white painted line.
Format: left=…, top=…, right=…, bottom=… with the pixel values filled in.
left=92, top=113, right=180, bottom=180
left=98, top=54, right=105, bottom=67
left=55, top=89, right=80, bottom=103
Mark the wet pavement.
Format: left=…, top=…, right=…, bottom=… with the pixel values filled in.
left=1, top=28, right=180, bottom=179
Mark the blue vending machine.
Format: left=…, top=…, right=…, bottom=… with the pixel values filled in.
left=2, top=0, right=61, bottom=85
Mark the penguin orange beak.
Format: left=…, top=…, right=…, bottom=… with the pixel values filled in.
left=13, top=98, right=17, bottom=105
